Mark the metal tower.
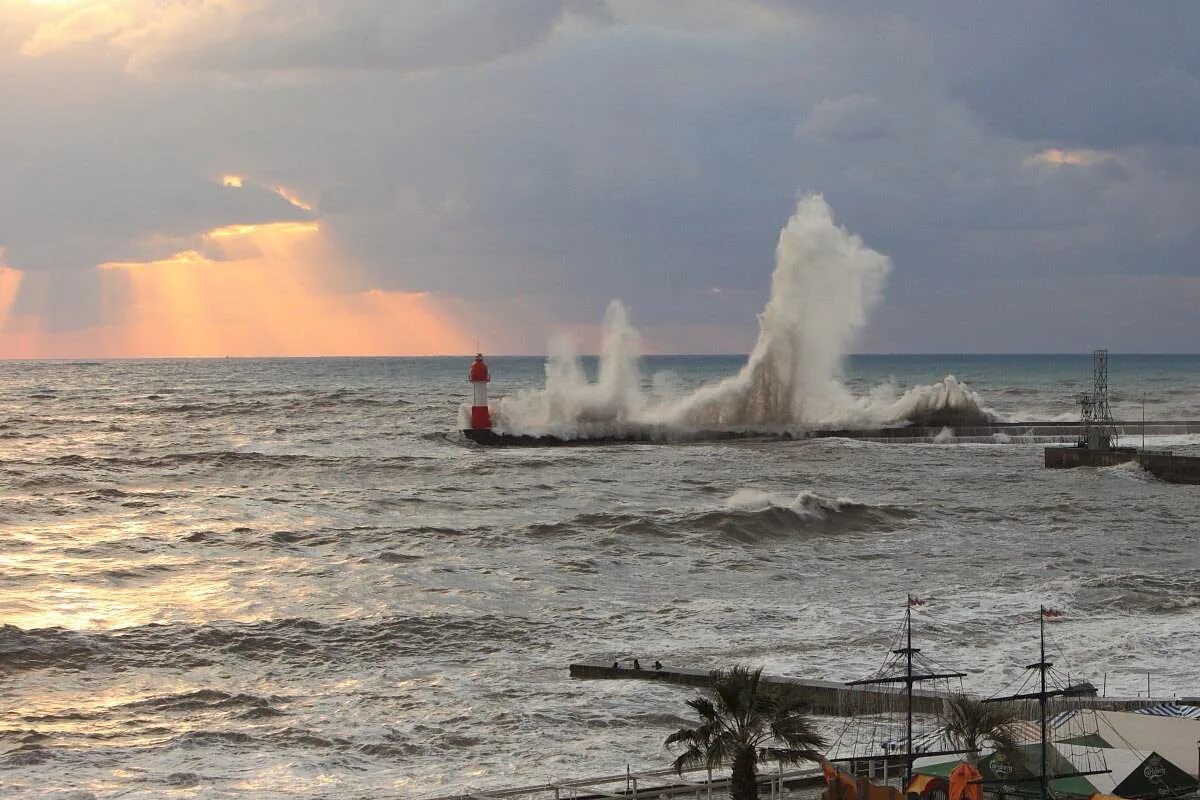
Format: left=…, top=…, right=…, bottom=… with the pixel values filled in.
left=1078, top=349, right=1116, bottom=449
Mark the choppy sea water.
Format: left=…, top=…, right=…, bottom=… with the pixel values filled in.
left=1, top=355, right=1198, bottom=799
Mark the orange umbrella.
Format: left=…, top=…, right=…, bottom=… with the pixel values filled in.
left=948, top=762, right=983, bottom=800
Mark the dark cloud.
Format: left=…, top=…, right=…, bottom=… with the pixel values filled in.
left=110, top=0, right=609, bottom=76
left=929, top=3, right=1200, bottom=147
left=3, top=1, right=1200, bottom=351
left=799, top=95, right=891, bottom=141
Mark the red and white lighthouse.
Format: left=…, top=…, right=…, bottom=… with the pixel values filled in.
left=468, top=353, right=492, bottom=430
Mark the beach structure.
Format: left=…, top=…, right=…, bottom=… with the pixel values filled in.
left=905, top=610, right=1200, bottom=800
left=485, top=602, right=1200, bottom=800
left=1082, top=709, right=1200, bottom=781
left=912, top=744, right=1198, bottom=800
left=973, top=607, right=1113, bottom=800
left=574, top=601, right=1200, bottom=798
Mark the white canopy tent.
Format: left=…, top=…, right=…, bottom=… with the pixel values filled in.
left=1093, top=709, right=1200, bottom=778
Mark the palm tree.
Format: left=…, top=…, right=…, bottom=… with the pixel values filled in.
left=665, top=665, right=827, bottom=800
left=943, top=695, right=1019, bottom=765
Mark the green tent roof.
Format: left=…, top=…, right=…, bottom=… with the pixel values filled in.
left=915, top=760, right=957, bottom=778
left=914, top=744, right=1102, bottom=799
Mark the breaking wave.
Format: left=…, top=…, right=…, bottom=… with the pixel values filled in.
left=524, top=489, right=912, bottom=544
left=704, top=488, right=914, bottom=540
left=1076, top=571, right=1200, bottom=614
left=486, top=196, right=993, bottom=437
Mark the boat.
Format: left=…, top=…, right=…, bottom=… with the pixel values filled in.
left=821, top=596, right=971, bottom=799
left=968, top=606, right=1112, bottom=800
left=898, top=607, right=1200, bottom=800
left=816, top=603, right=1189, bottom=800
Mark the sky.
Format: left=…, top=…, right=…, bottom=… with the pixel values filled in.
left=1, top=0, right=1199, bottom=357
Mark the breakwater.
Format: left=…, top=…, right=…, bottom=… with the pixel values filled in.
left=465, top=420, right=1200, bottom=447
left=1045, top=446, right=1200, bottom=484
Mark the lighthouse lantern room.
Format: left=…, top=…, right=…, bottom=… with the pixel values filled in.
left=468, top=354, right=492, bottom=430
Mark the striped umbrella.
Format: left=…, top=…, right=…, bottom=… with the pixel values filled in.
left=1131, top=702, right=1200, bottom=719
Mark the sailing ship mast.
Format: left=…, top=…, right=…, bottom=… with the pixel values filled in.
left=843, top=596, right=967, bottom=787
left=982, top=606, right=1110, bottom=800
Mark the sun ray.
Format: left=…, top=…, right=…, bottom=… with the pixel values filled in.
left=0, top=265, right=23, bottom=332
left=0, top=220, right=472, bottom=358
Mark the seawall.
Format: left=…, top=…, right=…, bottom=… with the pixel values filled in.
left=465, top=420, right=1200, bottom=447
left=1045, top=447, right=1200, bottom=484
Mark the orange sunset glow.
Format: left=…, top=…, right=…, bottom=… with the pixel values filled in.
left=0, top=264, right=22, bottom=331
left=0, top=219, right=473, bottom=358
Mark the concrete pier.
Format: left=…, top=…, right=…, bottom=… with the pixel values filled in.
left=1045, top=446, right=1200, bottom=484
left=466, top=420, right=1200, bottom=447
left=570, top=661, right=947, bottom=715
left=569, top=661, right=1189, bottom=717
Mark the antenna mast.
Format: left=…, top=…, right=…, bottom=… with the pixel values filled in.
left=1039, top=608, right=1049, bottom=800
left=1078, top=349, right=1116, bottom=449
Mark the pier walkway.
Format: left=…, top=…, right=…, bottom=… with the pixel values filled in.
left=569, top=661, right=1184, bottom=717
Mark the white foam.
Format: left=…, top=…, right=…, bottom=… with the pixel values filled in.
left=724, top=487, right=853, bottom=518
left=724, top=488, right=776, bottom=512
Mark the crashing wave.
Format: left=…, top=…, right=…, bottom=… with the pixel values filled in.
left=485, top=195, right=995, bottom=436
left=519, top=489, right=912, bottom=543
left=878, top=375, right=994, bottom=427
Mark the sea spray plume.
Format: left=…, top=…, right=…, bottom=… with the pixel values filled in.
left=489, top=194, right=995, bottom=435
left=664, top=195, right=889, bottom=427
left=880, top=375, right=995, bottom=427
left=494, top=301, right=644, bottom=434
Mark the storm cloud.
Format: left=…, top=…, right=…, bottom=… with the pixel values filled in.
left=2, top=0, right=1198, bottom=354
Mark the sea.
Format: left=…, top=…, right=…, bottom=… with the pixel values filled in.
left=1, top=354, right=1198, bottom=799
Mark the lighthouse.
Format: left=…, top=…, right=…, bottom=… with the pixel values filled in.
left=468, top=353, right=492, bottom=430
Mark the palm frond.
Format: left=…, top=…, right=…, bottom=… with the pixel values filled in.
left=944, top=695, right=1020, bottom=754
left=770, top=713, right=827, bottom=752
left=687, top=696, right=720, bottom=723
left=665, top=727, right=701, bottom=748
left=665, top=663, right=827, bottom=781
left=672, top=743, right=707, bottom=775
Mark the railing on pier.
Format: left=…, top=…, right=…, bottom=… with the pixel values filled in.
left=416, top=763, right=825, bottom=800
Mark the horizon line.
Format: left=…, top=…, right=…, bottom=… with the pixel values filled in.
left=3, top=351, right=1200, bottom=363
